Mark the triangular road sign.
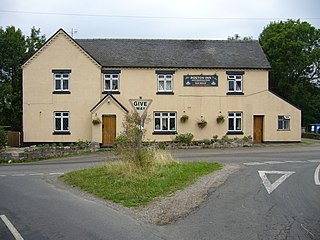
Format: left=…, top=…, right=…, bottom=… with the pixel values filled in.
left=258, top=171, right=295, bottom=194
left=129, top=99, right=152, bottom=119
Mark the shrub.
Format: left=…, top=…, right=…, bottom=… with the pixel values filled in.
left=0, top=127, right=6, bottom=150
left=174, top=132, right=194, bottom=144
left=201, top=138, right=212, bottom=145
left=220, top=135, right=230, bottom=143
left=242, top=135, right=252, bottom=142
left=212, top=135, right=218, bottom=142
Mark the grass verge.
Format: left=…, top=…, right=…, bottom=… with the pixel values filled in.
left=61, top=161, right=222, bottom=207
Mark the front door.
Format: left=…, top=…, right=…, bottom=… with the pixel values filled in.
left=253, top=116, right=264, bottom=143
left=102, top=115, right=116, bottom=147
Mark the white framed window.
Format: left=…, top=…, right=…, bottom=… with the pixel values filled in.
left=154, top=112, right=176, bottom=132
left=278, top=115, right=290, bottom=130
left=104, top=74, right=119, bottom=91
left=54, top=73, right=70, bottom=91
left=228, top=112, right=242, bottom=132
left=228, top=75, right=243, bottom=92
left=54, top=112, right=70, bottom=132
left=157, top=74, right=173, bottom=92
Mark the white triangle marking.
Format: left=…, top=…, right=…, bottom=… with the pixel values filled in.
left=315, top=164, right=320, bottom=186
left=258, top=171, right=295, bottom=194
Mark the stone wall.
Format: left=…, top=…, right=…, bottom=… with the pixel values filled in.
left=0, top=143, right=100, bottom=161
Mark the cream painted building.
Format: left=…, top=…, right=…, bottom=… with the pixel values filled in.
left=22, top=29, right=301, bottom=146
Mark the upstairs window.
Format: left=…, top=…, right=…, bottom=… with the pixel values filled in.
left=104, top=74, right=119, bottom=91
left=102, top=70, right=121, bottom=93
left=278, top=115, right=290, bottom=130
left=226, top=71, right=244, bottom=95
left=158, top=74, right=173, bottom=92
left=52, top=70, right=71, bottom=94
left=156, top=70, right=175, bottom=94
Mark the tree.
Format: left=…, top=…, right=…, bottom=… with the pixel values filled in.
left=228, top=34, right=253, bottom=41
left=0, top=26, right=45, bottom=130
left=259, top=20, right=320, bottom=126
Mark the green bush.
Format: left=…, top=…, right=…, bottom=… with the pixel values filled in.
left=0, top=127, right=6, bottom=150
left=175, top=132, right=194, bottom=144
left=201, top=138, right=212, bottom=145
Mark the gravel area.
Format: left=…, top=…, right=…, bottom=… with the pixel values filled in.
left=133, top=164, right=240, bottom=225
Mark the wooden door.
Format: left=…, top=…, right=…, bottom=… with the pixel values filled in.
left=253, top=116, right=263, bottom=143
left=102, top=115, right=116, bottom=147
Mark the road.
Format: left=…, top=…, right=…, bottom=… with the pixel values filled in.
left=0, top=143, right=319, bottom=239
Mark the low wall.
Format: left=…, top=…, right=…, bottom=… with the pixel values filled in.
left=0, top=143, right=100, bottom=161
left=143, top=138, right=253, bottom=149
left=302, top=132, right=320, bottom=140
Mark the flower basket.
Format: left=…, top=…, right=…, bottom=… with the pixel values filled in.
left=92, top=118, right=101, bottom=125
left=216, top=115, right=225, bottom=124
left=180, top=115, right=189, bottom=123
left=197, top=119, right=207, bottom=128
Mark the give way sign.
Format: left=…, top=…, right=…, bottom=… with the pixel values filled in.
left=129, top=99, right=152, bottom=119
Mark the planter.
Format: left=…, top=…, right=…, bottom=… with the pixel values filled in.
left=180, top=115, right=189, bottom=123
left=197, top=119, right=207, bottom=129
left=216, top=115, right=225, bottom=124
left=92, top=118, right=101, bottom=125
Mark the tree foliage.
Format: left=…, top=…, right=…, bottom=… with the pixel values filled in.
left=259, top=20, right=320, bottom=126
left=0, top=26, right=45, bottom=130
left=228, top=34, right=254, bottom=41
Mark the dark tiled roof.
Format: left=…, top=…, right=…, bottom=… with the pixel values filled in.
left=75, top=38, right=270, bottom=69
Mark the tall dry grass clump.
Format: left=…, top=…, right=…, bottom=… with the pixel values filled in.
left=115, top=112, right=176, bottom=173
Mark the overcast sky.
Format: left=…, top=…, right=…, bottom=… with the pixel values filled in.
left=1, top=0, right=319, bottom=40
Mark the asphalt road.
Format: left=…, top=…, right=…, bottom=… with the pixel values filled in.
left=0, top=143, right=319, bottom=240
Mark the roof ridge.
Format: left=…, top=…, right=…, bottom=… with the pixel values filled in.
left=75, top=38, right=258, bottom=42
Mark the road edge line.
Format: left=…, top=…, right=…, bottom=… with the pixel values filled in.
left=0, top=215, right=24, bottom=240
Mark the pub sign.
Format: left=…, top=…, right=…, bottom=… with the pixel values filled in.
left=183, top=74, right=218, bottom=87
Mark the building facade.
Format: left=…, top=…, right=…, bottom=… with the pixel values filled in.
left=22, top=29, right=301, bottom=146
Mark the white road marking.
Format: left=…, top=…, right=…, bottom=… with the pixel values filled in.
left=48, top=172, right=64, bottom=175
left=314, top=164, right=320, bottom=186
left=258, top=171, right=295, bottom=194
left=11, top=174, right=26, bottom=177
left=264, top=161, right=284, bottom=164
left=29, top=173, right=45, bottom=176
left=284, top=160, right=305, bottom=163
left=243, top=162, right=265, bottom=166
left=308, top=159, right=320, bottom=163
left=0, top=173, right=64, bottom=177
left=0, top=215, right=24, bottom=240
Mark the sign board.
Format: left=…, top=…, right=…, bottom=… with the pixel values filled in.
left=129, top=99, right=152, bottom=119
left=183, top=74, right=218, bottom=87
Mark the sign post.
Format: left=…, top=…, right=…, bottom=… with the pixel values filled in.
left=129, top=99, right=152, bottom=148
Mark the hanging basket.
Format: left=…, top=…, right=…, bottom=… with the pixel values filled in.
left=197, top=119, right=207, bottom=129
left=92, top=118, right=101, bottom=125
left=216, top=115, right=225, bottom=124
left=180, top=115, right=189, bottom=123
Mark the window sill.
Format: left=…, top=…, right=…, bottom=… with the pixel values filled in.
left=102, top=91, right=120, bottom=94
left=226, top=92, right=244, bottom=95
left=226, top=131, right=244, bottom=135
left=156, top=92, right=174, bottom=95
left=277, top=129, right=291, bottom=131
left=53, top=91, right=71, bottom=94
left=53, top=131, right=71, bottom=135
left=153, top=131, right=177, bottom=135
